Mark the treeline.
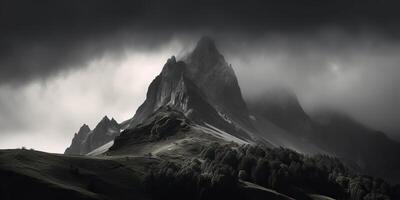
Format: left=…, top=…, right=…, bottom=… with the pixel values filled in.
left=144, top=157, right=242, bottom=200
left=144, top=143, right=400, bottom=200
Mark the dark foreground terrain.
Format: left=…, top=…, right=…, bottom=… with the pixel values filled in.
left=1, top=127, right=400, bottom=200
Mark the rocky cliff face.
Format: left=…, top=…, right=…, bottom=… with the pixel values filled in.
left=64, top=116, right=120, bottom=155
left=184, top=37, right=251, bottom=128
left=126, top=37, right=254, bottom=141
left=64, top=124, right=91, bottom=155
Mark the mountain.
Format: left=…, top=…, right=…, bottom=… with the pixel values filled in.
left=247, top=87, right=312, bottom=134
left=64, top=124, right=91, bottom=155
left=311, top=110, right=400, bottom=182
left=126, top=37, right=256, bottom=143
left=247, top=86, right=400, bottom=182
left=248, top=86, right=400, bottom=182
left=64, top=116, right=121, bottom=155
left=183, top=36, right=252, bottom=128
left=246, top=87, right=324, bottom=155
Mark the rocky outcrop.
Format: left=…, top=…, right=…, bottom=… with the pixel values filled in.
left=111, top=109, right=190, bottom=151
left=64, top=116, right=121, bottom=155
left=64, top=124, right=91, bottom=155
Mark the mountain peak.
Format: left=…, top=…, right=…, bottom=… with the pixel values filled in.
left=167, top=56, right=176, bottom=64
left=170, top=37, right=251, bottom=129
left=101, top=115, right=110, bottom=122
left=78, top=124, right=91, bottom=134
left=193, top=36, right=218, bottom=53
left=128, top=36, right=253, bottom=133
left=187, top=36, right=223, bottom=68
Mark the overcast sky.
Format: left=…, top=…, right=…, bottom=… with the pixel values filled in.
left=1, top=0, right=400, bottom=153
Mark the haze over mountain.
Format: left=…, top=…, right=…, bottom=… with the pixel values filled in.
left=61, top=37, right=400, bottom=185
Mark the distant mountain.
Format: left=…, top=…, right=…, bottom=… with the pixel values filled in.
left=65, top=116, right=121, bottom=155
left=248, top=86, right=400, bottom=182
left=64, top=124, right=91, bottom=155
left=311, top=110, right=400, bottom=183
left=247, top=87, right=312, bottom=134
left=246, top=87, right=323, bottom=155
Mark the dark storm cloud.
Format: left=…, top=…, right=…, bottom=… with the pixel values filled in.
left=1, top=0, right=400, bottom=85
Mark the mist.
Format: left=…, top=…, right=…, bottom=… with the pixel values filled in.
left=218, top=31, right=400, bottom=138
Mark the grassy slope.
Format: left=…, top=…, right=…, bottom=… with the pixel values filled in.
left=0, top=149, right=158, bottom=200
left=0, top=126, right=219, bottom=200
left=0, top=124, right=337, bottom=200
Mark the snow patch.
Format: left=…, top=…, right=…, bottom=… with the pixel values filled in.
left=86, top=140, right=114, bottom=156
left=193, top=123, right=249, bottom=145
left=217, top=111, right=232, bottom=124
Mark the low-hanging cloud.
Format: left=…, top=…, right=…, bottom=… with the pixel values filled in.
left=218, top=31, right=400, bottom=138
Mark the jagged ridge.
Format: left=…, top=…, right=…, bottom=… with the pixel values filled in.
left=65, top=116, right=121, bottom=155
left=127, top=38, right=255, bottom=141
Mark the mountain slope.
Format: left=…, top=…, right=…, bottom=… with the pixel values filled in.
left=248, top=87, right=400, bottom=183
left=311, top=110, right=400, bottom=183
left=247, top=87, right=326, bottom=154
left=247, top=87, right=312, bottom=135
left=0, top=149, right=155, bottom=200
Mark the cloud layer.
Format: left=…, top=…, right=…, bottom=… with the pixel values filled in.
left=220, top=31, right=400, bottom=136
left=2, top=0, right=400, bottom=85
